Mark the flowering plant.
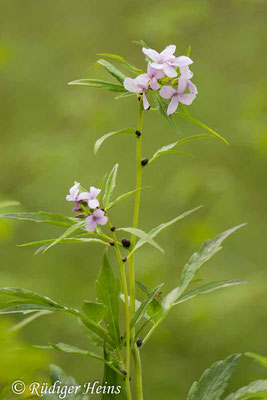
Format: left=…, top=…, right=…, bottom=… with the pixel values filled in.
left=1, top=41, right=266, bottom=399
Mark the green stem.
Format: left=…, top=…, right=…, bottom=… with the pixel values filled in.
left=109, top=222, right=132, bottom=400
left=129, top=99, right=144, bottom=400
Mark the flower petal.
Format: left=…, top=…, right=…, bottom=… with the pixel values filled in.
left=159, top=86, right=176, bottom=99
left=178, top=76, right=188, bottom=93
left=142, top=91, right=150, bottom=110
left=150, top=77, right=160, bottom=91
left=78, top=192, right=90, bottom=201
left=142, top=48, right=160, bottom=62
left=90, top=186, right=101, bottom=198
left=86, top=216, right=97, bottom=232
left=150, top=62, right=164, bottom=70
left=97, top=215, right=108, bottom=226
left=179, top=65, right=193, bottom=79
left=160, top=45, right=176, bottom=61
left=88, top=198, right=99, bottom=209
left=167, top=96, right=179, bottom=115
left=188, top=80, right=198, bottom=94
left=135, top=74, right=149, bottom=89
left=163, top=63, right=177, bottom=78
left=173, top=56, right=193, bottom=67
left=177, top=93, right=196, bottom=105
left=124, top=77, right=140, bottom=93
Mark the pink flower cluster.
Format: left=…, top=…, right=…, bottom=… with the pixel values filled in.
left=66, top=183, right=107, bottom=232
left=124, top=45, right=197, bottom=115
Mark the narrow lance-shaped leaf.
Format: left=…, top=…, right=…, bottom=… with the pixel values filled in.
left=96, top=59, right=126, bottom=84
left=0, top=212, right=76, bottom=228
left=9, top=311, right=52, bottom=333
left=131, top=283, right=164, bottom=328
left=128, top=206, right=202, bottom=257
left=94, top=128, right=136, bottom=155
left=42, top=221, right=85, bottom=254
left=106, top=186, right=149, bottom=210
left=0, top=201, right=20, bottom=209
left=184, top=45, right=191, bottom=57
left=0, top=304, right=65, bottom=315
left=19, top=237, right=109, bottom=248
left=68, top=79, right=127, bottom=93
left=98, top=53, right=144, bottom=75
left=225, top=381, right=267, bottom=400
left=96, top=251, right=121, bottom=346
left=173, top=224, right=246, bottom=302
left=133, top=39, right=149, bottom=49
left=153, top=92, right=181, bottom=134
left=187, top=353, right=241, bottom=400
left=175, top=112, right=229, bottom=145
left=82, top=301, right=107, bottom=324
left=174, top=280, right=246, bottom=306
left=245, top=353, right=267, bottom=368
left=102, top=164, right=119, bottom=208
left=0, top=287, right=61, bottom=307
left=119, top=227, right=165, bottom=254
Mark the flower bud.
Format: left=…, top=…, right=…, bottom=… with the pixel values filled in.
left=110, top=226, right=116, bottom=232
left=136, top=338, right=143, bottom=348
left=120, top=369, right=127, bottom=376
left=135, top=130, right=142, bottom=137
left=75, top=214, right=86, bottom=219
left=122, top=238, right=131, bottom=248
left=141, top=158, right=149, bottom=166
left=109, top=241, right=115, bottom=246
left=122, top=256, right=127, bottom=263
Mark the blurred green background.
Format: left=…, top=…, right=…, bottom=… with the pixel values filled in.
left=0, top=0, right=267, bottom=398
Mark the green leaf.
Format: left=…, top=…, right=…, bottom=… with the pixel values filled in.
left=148, top=142, right=193, bottom=164
left=162, top=287, right=180, bottom=311
left=174, top=280, right=246, bottom=306
left=119, top=227, right=164, bottom=254
left=175, top=112, right=229, bottom=145
left=187, top=353, right=241, bottom=400
left=0, top=211, right=76, bottom=227
left=128, top=206, right=202, bottom=257
left=245, top=353, right=267, bottom=368
left=174, top=224, right=246, bottom=301
left=115, top=92, right=137, bottom=100
left=68, top=79, right=126, bottom=93
left=0, top=304, right=65, bottom=314
left=225, top=381, right=267, bottom=400
left=98, top=53, right=143, bottom=75
left=42, top=221, right=85, bottom=254
left=106, top=186, right=149, bottom=210
left=94, top=128, right=136, bottom=155
left=0, top=201, right=20, bottom=209
left=19, top=237, right=109, bottom=248
left=133, top=39, right=149, bottom=48
left=82, top=301, right=107, bottom=324
left=102, top=164, right=119, bottom=208
left=0, top=287, right=61, bottom=307
left=96, top=59, right=126, bottom=84
left=153, top=92, right=180, bottom=133
left=185, top=45, right=191, bottom=57
left=8, top=311, right=52, bottom=333
left=131, top=284, right=164, bottom=328
left=96, top=251, right=121, bottom=346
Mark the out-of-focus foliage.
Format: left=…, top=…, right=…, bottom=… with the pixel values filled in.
left=0, top=0, right=266, bottom=399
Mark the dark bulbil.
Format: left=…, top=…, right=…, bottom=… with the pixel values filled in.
left=122, top=238, right=131, bottom=248
left=122, top=256, right=127, bottom=263
left=136, top=338, right=143, bottom=348
left=109, top=241, right=115, bottom=246
left=141, top=158, right=149, bottom=166
left=110, top=226, right=116, bottom=232
left=135, top=130, right=141, bottom=137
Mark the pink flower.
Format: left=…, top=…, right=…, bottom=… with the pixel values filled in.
left=86, top=209, right=108, bottom=232
left=66, top=182, right=80, bottom=202
left=145, top=63, right=165, bottom=90
left=159, top=80, right=196, bottom=115
left=124, top=75, right=151, bottom=110
left=142, top=45, right=178, bottom=78
left=179, top=66, right=198, bottom=95
left=78, top=186, right=101, bottom=209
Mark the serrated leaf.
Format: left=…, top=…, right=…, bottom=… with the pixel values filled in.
left=102, top=164, right=119, bottom=208
left=131, top=284, right=164, bottom=328
left=153, top=92, right=180, bottom=133
left=42, top=221, right=85, bottom=253
left=68, top=79, right=126, bottom=93
left=0, top=304, right=65, bottom=314
left=106, top=186, right=149, bottom=210
left=98, top=53, right=143, bottom=75
left=119, top=227, right=164, bottom=254
left=225, top=381, right=267, bottom=400
left=245, top=353, right=267, bottom=368
left=94, top=128, right=136, bottom=155
left=175, top=112, right=229, bottom=145
left=128, top=206, right=202, bottom=257
left=174, top=280, right=246, bottom=306
left=96, top=251, right=121, bottom=346
left=0, top=287, right=61, bottom=307
left=96, top=59, right=126, bottom=84
left=19, top=237, right=108, bottom=248
left=187, top=353, right=241, bottom=400
left=0, top=212, right=76, bottom=227
left=174, top=224, right=246, bottom=301
left=82, top=301, right=107, bottom=324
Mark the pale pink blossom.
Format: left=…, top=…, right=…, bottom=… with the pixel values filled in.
left=66, top=182, right=80, bottom=202
left=124, top=75, right=151, bottom=110
left=86, top=209, right=108, bottom=232
left=159, top=80, right=196, bottom=115
left=179, top=66, right=198, bottom=94
left=142, top=45, right=178, bottom=78
left=78, top=186, right=101, bottom=209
